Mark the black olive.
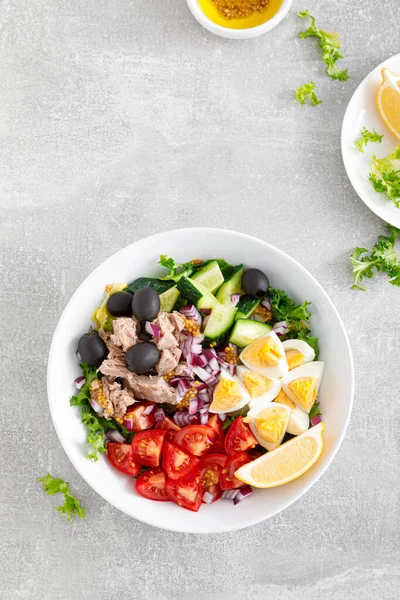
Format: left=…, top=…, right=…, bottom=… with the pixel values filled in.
left=131, top=287, right=160, bottom=322
left=107, top=291, right=133, bottom=317
left=125, top=342, right=160, bottom=374
left=78, top=333, right=108, bottom=366
left=242, top=268, right=269, bottom=297
left=138, top=330, right=152, bottom=342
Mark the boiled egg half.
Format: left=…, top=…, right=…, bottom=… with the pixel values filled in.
left=236, top=365, right=281, bottom=409
left=209, top=369, right=250, bottom=415
left=282, top=339, right=315, bottom=370
left=274, top=389, right=309, bottom=435
left=240, top=331, right=288, bottom=378
left=244, top=401, right=290, bottom=451
left=282, top=361, right=325, bottom=413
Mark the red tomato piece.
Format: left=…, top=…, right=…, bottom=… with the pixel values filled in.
left=175, top=424, right=217, bottom=457
left=123, top=402, right=156, bottom=432
left=200, top=453, right=227, bottom=489
left=224, top=417, right=257, bottom=457
left=165, top=469, right=204, bottom=512
left=220, top=452, right=252, bottom=490
left=155, top=417, right=181, bottom=443
left=131, top=430, right=166, bottom=467
left=162, top=441, right=200, bottom=480
left=207, top=414, right=224, bottom=441
left=135, top=467, right=169, bottom=502
left=106, top=442, right=141, bottom=476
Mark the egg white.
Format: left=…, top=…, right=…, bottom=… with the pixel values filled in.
left=236, top=366, right=282, bottom=409
left=209, top=368, right=250, bottom=415
left=246, top=400, right=290, bottom=451
left=239, top=331, right=289, bottom=378
left=282, top=339, right=315, bottom=369
left=282, top=361, right=325, bottom=413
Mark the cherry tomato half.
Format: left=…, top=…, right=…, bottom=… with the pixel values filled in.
left=165, top=468, right=204, bottom=512
left=200, top=453, right=227, bottom=489
left=131, top=430, right=166, bottom=467
left=123, top=402, right=156, bottom=432
left=135, top=467, right=169, bottom=502
left=107, top=442, right=141, bottom=476
left=175, top=424, right=217, bottom=457
left=224, top=417, right=257, bottom=457
left=155, top=417, right=181, bottom=443
left=162, top=441, right=200, bottom=480
left=220, top=452, right=252, bottom=490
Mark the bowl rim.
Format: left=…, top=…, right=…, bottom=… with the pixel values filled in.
left=185, top=0, right=293, bottom=39
left=47, top=227, right=354, bottom=533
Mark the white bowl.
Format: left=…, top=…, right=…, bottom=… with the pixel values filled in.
left=47, top=228, right=354, bottom=533
left=186, top=0, right=293, bottom=39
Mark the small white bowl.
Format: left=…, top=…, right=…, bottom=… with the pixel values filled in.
left=186, top=0, right=293, bottom=39
left=48, top=228, right=354, bottom=534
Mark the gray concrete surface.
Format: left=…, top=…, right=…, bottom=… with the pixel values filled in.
left=1, top=0, right=400, bottom=598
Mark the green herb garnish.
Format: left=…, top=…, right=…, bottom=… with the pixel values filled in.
left=298, top=10, right=348, bottom=81
left=369, top=144, right=400, bottom=206
left=295, top=81, right=322, bottom=106
left=354, top=128, right=383, bottom=153
left=350, top=225, right=400, bottom=290
left=309, top=401, right=321, bottom=424
left=38, top=474, right=85, bottom=522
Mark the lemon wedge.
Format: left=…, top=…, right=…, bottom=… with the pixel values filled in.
left=234, top=422, right=325, bottom=488
left=377, top=68, right=400, bottom=140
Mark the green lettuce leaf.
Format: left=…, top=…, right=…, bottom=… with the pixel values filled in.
left=295, top=81, right=322, bottom=106
left=38, top=474, right=85, bottom=522
left=354, top=127, right=383, bottom=153
left=350, top=225, right=400, bottom=289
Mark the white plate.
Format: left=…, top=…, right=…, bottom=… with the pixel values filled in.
left=342, top=53, right=400, bottom=227
left=47, top=228, right=354, bottom=534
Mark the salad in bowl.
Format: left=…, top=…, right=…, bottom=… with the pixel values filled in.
left=73, top=255, right=326, bottom=512
left=48, top=228, right=353, bottom=532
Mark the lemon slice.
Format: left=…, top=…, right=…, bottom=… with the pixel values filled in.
left=376, top=68, right=400, bottom=140
left=234, top=422, right=325, bottom=488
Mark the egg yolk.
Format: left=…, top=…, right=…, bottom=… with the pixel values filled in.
left=243, top=337, right=282, bottom=368
left=241, top=371, right=273, bottom=398
left=211, top=378, right=243, bottom=411
left=288, top=376, right=317, bottom=412
left=285, top=349, right=305, bottom=370
left=255, top=408, right=286, bottom=444
left=274, top=389, right=296, bottom=410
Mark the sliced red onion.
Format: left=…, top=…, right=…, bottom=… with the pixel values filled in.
left=173, top=411, right=199, bottom=427
left=107, top=430, right=125, bottom=443
left=200, top=308, right=212, bottom=316
left=76, top=349, right=82, bottom=362
left=186, top=352, right=195, bottom=368
left=197, top=396, right=205, bottom=410
left=145, top=321, right=162, bottom=338
left=203, top=348, right=218, bottom=361
left=179, top=304, right=202, bottom=325
left=74, top=376, right=86, bottom=390
left=181, top=336, right=203, bottom=359
left=261, top=298, right=272, bottom=311
left=191, top=343, right=203, bottom=355
left=154, top=408, right=166, bottom=422
left=273, top=320, right=288, bottom=336
left=194, top=382, right=207, bottom=391
left=217, top=352, right=229, bottom=369
left=208, top=357, right=220, bottom=373
left=229, top=363, right=236, bottom=376
left=177, top=378, right=192, bottom=398
left=189, top=398, right=199, bottom=415
left=123, top=417, right=134, bottom=430
left=90, top=399, right=104, bottom=415
left=231, top=293, right=240, bottom=306
left=202, top=491, right=215, bottom=504
left=200, top=411, right=209, bottom=425
left=143, top=404, right=155, bottom=415
left=169, top=377, right=181, bottom=387
left=221, top=489, right=240, bottom=500
left=311, top=414, right=322, bottom=426
left=218, top=412, right=227, bottom=422
left=194, top=354, right=208, bottom=368
left=233, top=485, right=253, bottom=505
left=193, top=366, right=212, bottom=383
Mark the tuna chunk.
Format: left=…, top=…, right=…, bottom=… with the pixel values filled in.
left=156, top=347, right=182, bottom=376
left=98, top=328, right=125, bottom=360
left=110, top=317, right=139, bottom=352
left=152, top=311, right=185, bottom=352
left=175, top=362, right=192, bottom=377
left=98, top=358, right=177, bottom=404
left=102, top=377, right=136, bottom=418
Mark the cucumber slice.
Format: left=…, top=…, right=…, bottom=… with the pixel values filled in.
left=229, top=319, right=272, bottom=348
left=126, top=277, right=175, bottom=295
left=204, top=303, right=237, bottom=343
left=216, top=265, right=244, bottom=304
left=177, top=277, right=219, bottom=310
left=191, top=260, right=224, bottom=292
left=236, top=295, right=261, bottom=319
left=159, top=286, right=180, bottom=312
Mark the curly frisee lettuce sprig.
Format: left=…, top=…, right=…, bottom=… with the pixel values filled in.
left=350, top=224, right=400, bottom=290
left=298, top=10, right=349, bottom=82
left=38, top=474, right=86, bottom=522
left=354, top=127, right=383, bottom=153
left=295, top=81, right=322, bottom=107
